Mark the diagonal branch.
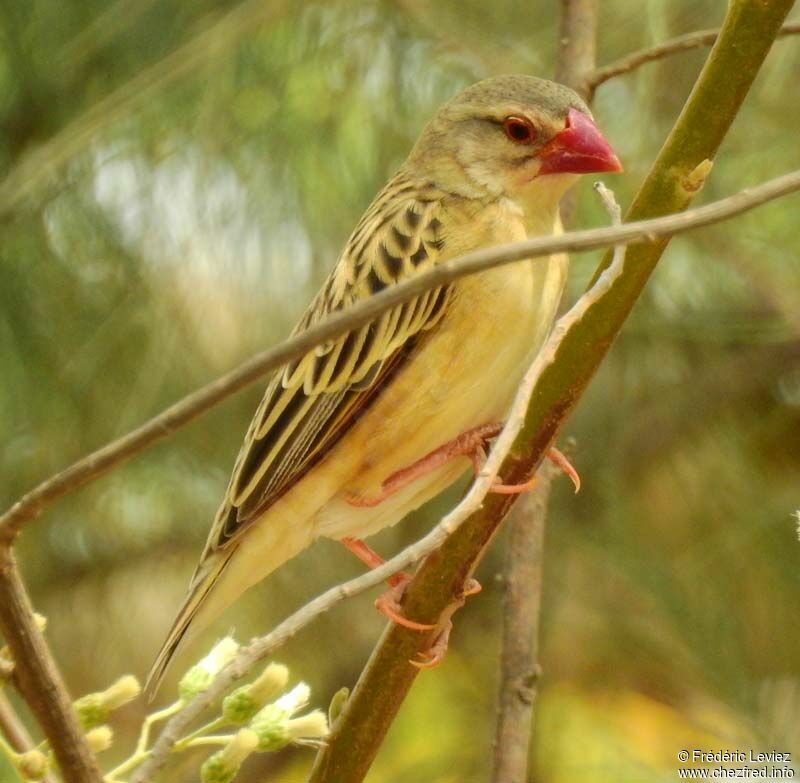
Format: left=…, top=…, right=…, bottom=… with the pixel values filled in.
left=588, top=19, right=800, bottom=92
left=3, top=169, right=800, bottom=545
left=0, top=551, right=103, bottom=783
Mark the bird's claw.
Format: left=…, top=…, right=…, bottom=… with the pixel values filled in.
left=374, top=574, right=436, bottom=631
left=408, top=578, right=481, bottom=668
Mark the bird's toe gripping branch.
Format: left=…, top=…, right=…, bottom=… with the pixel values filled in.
left=340, top=537, right=482, bottom=667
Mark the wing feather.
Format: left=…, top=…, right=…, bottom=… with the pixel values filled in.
left=208, top=172, right=452, bottom=550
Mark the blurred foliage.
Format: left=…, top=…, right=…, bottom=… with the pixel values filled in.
left=0, top=0, right=798, bottom=781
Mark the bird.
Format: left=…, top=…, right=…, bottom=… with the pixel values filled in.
left=146, top=74, right=621, bottom=694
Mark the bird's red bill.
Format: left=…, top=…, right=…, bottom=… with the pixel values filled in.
left=539, top=108, right=622, bottom=175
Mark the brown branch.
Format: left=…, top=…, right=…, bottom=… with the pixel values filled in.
left=554, top=0, right=598, bottom=100
left=0, top=691, right=35, bottom=753
left=0, top=551, right=102, bottom=783
left=588, top=20, right=800, bottom=92
left=4, top=171, right=800, bottom=546
left=490, top=473, right=553, bottom=783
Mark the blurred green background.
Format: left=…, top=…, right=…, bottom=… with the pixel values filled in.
left=1, top=0, right=798, bottom=780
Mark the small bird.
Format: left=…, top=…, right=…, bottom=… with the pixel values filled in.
left=147, top=74, right=620, bottom=693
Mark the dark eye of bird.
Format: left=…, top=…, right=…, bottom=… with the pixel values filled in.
left=502, top=116, right=536, bottom=144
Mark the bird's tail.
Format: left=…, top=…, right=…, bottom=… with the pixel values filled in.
left=144, top=551, right=232, bottom=700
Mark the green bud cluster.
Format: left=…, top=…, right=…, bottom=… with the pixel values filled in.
left=16, top=750, right=49, bottom=781
left=222, top=663, right=289, bottom=724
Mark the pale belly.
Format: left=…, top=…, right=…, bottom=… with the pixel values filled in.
left=312, top=250, right=568, bottom=539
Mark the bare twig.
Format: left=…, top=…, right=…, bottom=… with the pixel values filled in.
left=0, top=692, right=59, bottom=783
left=554, top=0, right=598, bottom=100
left=588, top=20, right=800, bottom=91
left=0, top=691, right=35, bottom=753
left=0, top=551, right=103, bottom=783
left=3, top=169, right=800, bottom=545
left=489, top=475, right=553, bottom=783
left=554, top=0, right=598, bottom=227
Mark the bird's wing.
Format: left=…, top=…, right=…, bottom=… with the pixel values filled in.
left=207, top=172, right=452, bottom=551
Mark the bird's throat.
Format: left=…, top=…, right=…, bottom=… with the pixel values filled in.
left=511, top=172, right=578, bottom=236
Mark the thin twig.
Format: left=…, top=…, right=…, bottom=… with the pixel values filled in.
left=553, top=0, right=598, bottom=225
left=490, top=474, right=553, bottom=783
left=3, top=168, right=800, bottom=545
left=0, top=552, right=103, bottom=783
left=588, top=20, right=800, bottom=91
left=0, top=691, right=34, bottom=753
left=554, top=0, right=598, bottom=100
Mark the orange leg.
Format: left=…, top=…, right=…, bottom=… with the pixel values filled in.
left=345, top=422, right=580, bottom=508
left=340, top=537, right=434, bottom=631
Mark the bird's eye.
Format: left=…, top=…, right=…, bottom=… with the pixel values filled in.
left=502, top=116, right=536, bottom=144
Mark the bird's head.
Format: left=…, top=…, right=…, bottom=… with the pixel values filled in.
left=408, top=74, right=621, bottom=208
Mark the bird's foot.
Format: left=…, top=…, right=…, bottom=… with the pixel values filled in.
left=410, top=578, right=482, bottom=669
left=344, top=423, right=579, bottom=508
left=339, top=537, right=481, bottom=658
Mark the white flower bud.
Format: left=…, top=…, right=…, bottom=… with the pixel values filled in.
left=16, top=750, right=48, bottom=781
left=222, top=663, right=290, bottom=724
left=74, top=674, right=141, bottom=728
left=101, top=675, right=141, bottom=710
left=200, top=729, right=258, bottom=783
left=273, top=682, right=310, bottom=715
left=287, top=709, right=329, bottom=742
left=86, top=725, right=114, bottom=753
left=179, top=637, right=239, bottom=701
left=249, top=683, right=326, bottom=752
